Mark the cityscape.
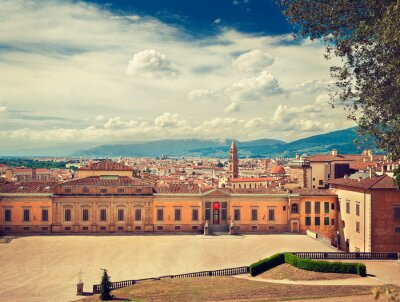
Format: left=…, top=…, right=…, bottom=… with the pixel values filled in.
left=0, top=1, right=399, bottom=302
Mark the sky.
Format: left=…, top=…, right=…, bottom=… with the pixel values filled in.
left=0, top=0, right=354, bottom=154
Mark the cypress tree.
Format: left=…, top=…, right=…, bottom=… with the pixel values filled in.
left=99, top=269, right=112, bottom=301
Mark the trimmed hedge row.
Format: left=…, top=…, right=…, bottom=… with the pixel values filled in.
left=250, top=253, right=367, bottom=277
left=284, top=253, right=367, bottom=276
left=250, top=253, right=285, bottom=276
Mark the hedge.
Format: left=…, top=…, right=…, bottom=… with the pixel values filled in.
left=250, top=253, right=285, bottom=276
left=250, top=253, right=367, bottom=277
left=284, top=253, right=367, bottom=276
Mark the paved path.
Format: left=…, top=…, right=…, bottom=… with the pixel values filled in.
left=0, top=234, right=335, bottom=302
left=235, top=274, right=384, bottom=286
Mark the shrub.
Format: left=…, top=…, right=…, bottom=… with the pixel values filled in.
left=249, top=253, right=285, bottom=276
left=284, top=253, right=367, bottom=277
left=99, top=269, right=112, bottom=301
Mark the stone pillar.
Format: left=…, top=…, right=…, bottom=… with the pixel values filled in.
left=91, top=201, right=97, bottom=233
left=76, top=283, right=84, bottom=295
left=109, top=200, right=115, bottom=233
left=127, top=201, right=133, bottom=232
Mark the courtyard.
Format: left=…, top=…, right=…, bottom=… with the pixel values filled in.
left=0, top=234, right=336, bottom=302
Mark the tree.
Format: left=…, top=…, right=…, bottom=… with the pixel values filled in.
left=275, top=0, right=400, bottom=161
left=99, top=269, right=112, bottom=301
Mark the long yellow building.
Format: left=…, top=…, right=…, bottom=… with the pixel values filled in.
left=0, top=160, right=338, bottom=239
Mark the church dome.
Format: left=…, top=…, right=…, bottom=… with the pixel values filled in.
left=270, top=165, right=285, bottom=174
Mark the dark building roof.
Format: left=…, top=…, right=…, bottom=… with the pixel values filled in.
left=78, top=160, right=134, bottom=171
left=327, top=175, right=396, bottom=190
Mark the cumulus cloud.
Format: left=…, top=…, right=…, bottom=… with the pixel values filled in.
left=154, top=113, right=187, bottom=128
left=126, top=49, right=180, bottom=78
left=227, top=71, right=283, bottom=102
left=224, top=102, right=240, bottom=113
left=232, top=49, right=274, bottom=73
left=104, top=116, right=139, bottom=129
left=293, top=79, right=329, bottom=94
left=187, top=89, right=217, bottom=101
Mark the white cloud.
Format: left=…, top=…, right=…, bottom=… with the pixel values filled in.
left=0, top=0, right=352, bottom=151
left=227, top=71, right=282, bottom=102
left=187, top=89, right=217, bottom=101
left=232, top=49, right=274, bottom=73
left=0, top=106, right=6, bottom=112
left=214, top=18, right=221, bottom=24
left=224, top=102, right=240, bottom=113
left=126, top=49, right=180, bottom=78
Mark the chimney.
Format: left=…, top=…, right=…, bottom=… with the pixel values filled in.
left=331, top=149, right=338, bottom=156
left=358, top=176, right=363, bottom=182
left=5, top=168, right=12, bottom=180
left=344, top=174, right=348, bottom=179
left=295, top=153, right=300, bottom=160
left=368, top=149, right=373, bottom=161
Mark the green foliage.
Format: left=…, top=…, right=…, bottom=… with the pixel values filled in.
left=284, top=253, right=366, bottom=276
left=0, top=157, right=71, bottom=169
left=250, top=253, right=367, bottom=277
left=275, top=0, right=400, bottom=160
left=394, top=168, right=400, bottom=191
left=99, top=269, right=112, bottom=301
left=249, top=253, right=285, bottom=276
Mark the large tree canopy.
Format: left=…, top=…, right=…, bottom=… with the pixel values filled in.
left=276, top=0, right=400, bottom=160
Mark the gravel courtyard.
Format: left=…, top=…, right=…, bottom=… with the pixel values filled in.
left=0, top=234, right=335, bottom=302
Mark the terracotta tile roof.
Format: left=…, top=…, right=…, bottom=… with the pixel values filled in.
left=349, top=161, right=376, bottom=171
left=306, top=154, right=384, bottom=163
left=0, top=181, right=56, bottom=193
left=231, top=187, right=287, bottom=194
left=327, top=175, right=396, bottom=190
left=78, top=160, right=134, bottom=171
left=155, top=184, right=202, bottom=194
left=230, top=177, right=271, bottom=183
left=58, top=176, right=150, bottom=187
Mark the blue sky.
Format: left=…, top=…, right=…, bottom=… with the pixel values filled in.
left=82, top=0, right=293, bottom=37
left=0, top=0, right=352, bottom=154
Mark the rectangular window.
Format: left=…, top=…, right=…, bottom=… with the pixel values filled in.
left=136, top=188, right=142, bottom=194
left=82, top=209, right=89, bottom=221
left=157, top=209, right=163, bottom=221
left=356, top=221, right=360, bottom=233
left=394, top=206, right=400, bottom=219
left=315, top=217, right=320, bottom=226
left=135, top=209, right=142, bottom=221
left=331, top=218, right=335, bottom=225
left=324, top=217, right=329, bottom=226
left=100, top=188, right=107, bottom=193
left=331, top=203, right=335, bottom=210
left=205, top=208, right=211, bottom=221
left=221, top=202, right=227, bottom=208
left=305, top=202, right=311, bottom=214
left=356, top=203, right=360, bottom=216
left=42, top=209, right=48, bottom=222
left=64, top=188, right=71, bottom=193
left=319, top=180, right=323, bottom=186
left=175, top=209, right=181, bottom=221
left=346, top=201, right=350, bottom=214
left=314, top=202, right=320, bottom=214
left=100, top=209, right=107, bottom=221
left=118, top=188, right=124, bottom=193
left=4, top=209, right=11, bottom=222
left=268, top=209, right=275, bottom=221
left=83, top=187, right=89, bottom=193
left=305, top=217, right=311, bottom=225
left=192, top=209, right=199, bottom=221
left=324, top=202, right=329, bottom=214
left=395, top=227, right=400, bottom=233
left=64, top=209, right=71, bottom=221
left=234, top=209, right=240, bottom=221
left=221, top=209, right=227, bottom=220
left=251, top=209, right=258, bottom=221
left=117, top=209, right=124, bottom=221
left=23, top=209, right=30, bottom=222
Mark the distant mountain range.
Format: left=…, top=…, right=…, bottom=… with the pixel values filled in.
left=73, top=128, right=381, bottom=158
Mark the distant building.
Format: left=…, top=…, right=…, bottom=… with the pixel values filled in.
left=227, top=140, right=239, bottom=179
left=6, top=168, right=51, bottom=182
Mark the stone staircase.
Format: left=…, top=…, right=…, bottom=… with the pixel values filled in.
left=208, top=224, right=229, bottom=235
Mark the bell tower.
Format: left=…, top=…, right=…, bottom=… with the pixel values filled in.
left=228, top=139, right=239, bottom=179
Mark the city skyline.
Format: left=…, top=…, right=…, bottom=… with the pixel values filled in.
left=0, top=0, right=354, bottom=154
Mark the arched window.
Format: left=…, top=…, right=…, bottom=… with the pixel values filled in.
left=291, top=203, right=298, bottom=214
